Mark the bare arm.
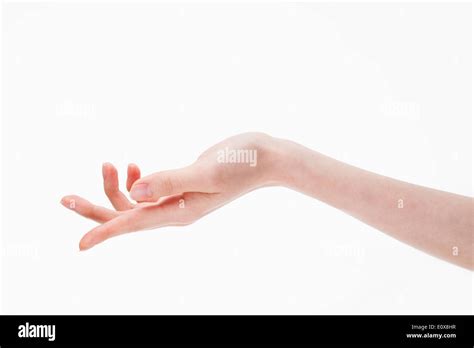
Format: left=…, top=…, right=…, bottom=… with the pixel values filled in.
left=62, top=133, right=473, bottom=270
left=274, top=138, right=473, bottom=270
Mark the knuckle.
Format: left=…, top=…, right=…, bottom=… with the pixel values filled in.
left=155, top=175, right=179, bottom=196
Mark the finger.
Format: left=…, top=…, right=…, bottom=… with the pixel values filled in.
left=79, top=213, right=136, bottom=251
left=129, top=163, right=212, bottom=202
left=79, top=206, right=167, bottom=250
left=79, top=192, right=224, bottom=250
left=60, top=195, right=119, bottom=223
left=102, top=162, right=134, bottom=211
left=126, top=163, right=141, bottom=192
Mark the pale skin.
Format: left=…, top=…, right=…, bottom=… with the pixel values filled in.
left=61, top=132, right=473, bottom=270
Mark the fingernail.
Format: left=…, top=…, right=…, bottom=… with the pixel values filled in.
left=130, top=183, right=152, bottom=200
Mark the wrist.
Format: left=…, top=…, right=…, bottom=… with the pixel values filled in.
left=261, top=135, right=306, bottom=188
left=265, top=135, right=328, bottom=195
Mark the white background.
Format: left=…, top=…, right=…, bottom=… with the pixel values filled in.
left=1, top=1, right=472, bottom=314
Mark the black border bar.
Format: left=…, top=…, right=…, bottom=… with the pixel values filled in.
left=0, top=315, right=472, bottom=346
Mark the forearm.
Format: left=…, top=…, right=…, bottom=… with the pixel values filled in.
left=271, top=137, right=473, bottom=270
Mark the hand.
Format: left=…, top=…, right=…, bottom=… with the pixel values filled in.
left=61, top=132, right=282, bottom=250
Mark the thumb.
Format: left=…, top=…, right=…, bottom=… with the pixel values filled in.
left=129, top=165, right=204, bottom=202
